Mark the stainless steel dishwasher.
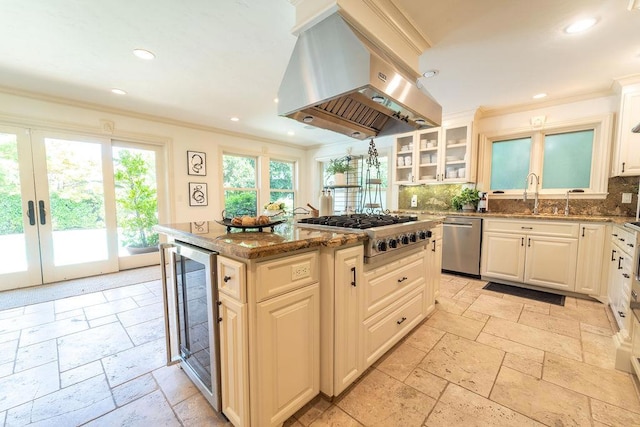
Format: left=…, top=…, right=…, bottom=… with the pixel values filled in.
left=442, top=216, right=483, bottom=277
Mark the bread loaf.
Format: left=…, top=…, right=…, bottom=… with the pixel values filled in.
left=231, top=217, right=243, bottom=226
left=241, top=216, right=256, bottom=226
left=257, top=215, right=270, bottom=225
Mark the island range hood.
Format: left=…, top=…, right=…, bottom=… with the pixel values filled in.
left=277, top=12, right=442, bottom=140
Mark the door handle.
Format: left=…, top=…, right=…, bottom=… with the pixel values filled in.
left=38, top=200, right=46, bottom=225
left=611, top=249, right=617, bottom=261
left=527, top=238, right=531, bottom=247
left=521, top=237, right=524, bottom=247
left=619, top=256, right=623, bottom=270
left=582, top=227, right=585, bottom=237
left=432, top=240, right=436, bottom=252
left=351, top=266, right=356, bottom=287
left=27, top=200, right=36, bottom=226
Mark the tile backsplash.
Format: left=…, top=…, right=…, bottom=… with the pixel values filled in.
left=398, top=176, right=639, bottom=217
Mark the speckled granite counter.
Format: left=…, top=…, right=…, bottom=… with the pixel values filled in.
left=395, top=210, right=636, bottom=225
left=154, top=220, right=366, bottom=259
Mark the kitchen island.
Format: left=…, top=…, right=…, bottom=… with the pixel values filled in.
left=156, top=218, right=441, bottom=427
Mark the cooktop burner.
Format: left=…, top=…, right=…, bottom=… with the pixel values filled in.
left=298, top=214, right=417, bottom=229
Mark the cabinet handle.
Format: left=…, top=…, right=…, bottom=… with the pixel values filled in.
left=619, top=256, right=623, bottom=270
left=612, top=233, right=618, bottom=237
left=628, top=243, right=635, bottom=248
left=527, top=238, right=531, bottom=247
left=612, top=249, right=617, bottom=261
left=632, top=290, right=638, bottom=301
left=397, top=276, right=408, bottom=283
left=217, top=301, right=222, bottom=322
left=623, top=273, right=630, bottom=279
left=223, top=275, right=231, bottom=283
left=521, top=237, right=524, bottom=247
left=351, top=266, right=356, bottom=287
left=619, top=311, right=626, bottom=318
left=521, top=226, right=533, bottom=230
left=619, top=237, right=626, bottom=242
left=38, top=200, right=46, bottom=225
left=27, top=200, right=36, bottom=226
left=432, top=240, right=436, bottom=252
left=581, top=227, right=585, bottom=237
left=622, top=162, right=626, bottom=173
left=397, top=316, right=407, bottom=325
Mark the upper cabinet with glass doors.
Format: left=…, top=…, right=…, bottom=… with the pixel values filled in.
left=392, top=122, right=474, bottom=184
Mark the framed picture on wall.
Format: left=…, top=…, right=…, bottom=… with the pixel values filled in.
left=188, top=182, right=208, bottom=206
left=187, top=150, right=206, bottom=176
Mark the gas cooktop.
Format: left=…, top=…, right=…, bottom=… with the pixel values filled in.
left=297, top=214, right=418, bottom=229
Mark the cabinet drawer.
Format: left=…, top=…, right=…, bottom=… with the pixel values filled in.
left=484, top=219, right=579, bottom=238
left=611, top=225, right=636, bottom=256
left=362, top=251, right=425, bottom=319
left=218, top=256, right=246, bottom=302
left=255, top=251, right=319, bottom=302
left=362, top=287, right=425, bottom=368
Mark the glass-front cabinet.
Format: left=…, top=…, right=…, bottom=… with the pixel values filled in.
left=392, top=122, right=474, bottom=184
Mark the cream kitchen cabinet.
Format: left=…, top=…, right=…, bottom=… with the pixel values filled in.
left=611, top=85, right=640, bottom=176
left=217, top=251, right=320, bottom=427
left=392, top=122, right=474, bottom=184
left=481, top=219, right=580, bottom=292
left=427, top=224, right=442, bottom=302
left=575, top=224, right=606, bottom=295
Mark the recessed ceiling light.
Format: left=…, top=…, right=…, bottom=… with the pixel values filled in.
left=371, top=95, right=385, bottom=103
left=230, top=117, right=239, bottom=122
left=422, top=69, right=439, bottom=78
left=415, top=119, right=426, bottom=125
left=287, top=130, right=295, bottom=136
left=133, top=49, right=155, bottom=60
left=303, top=116, right=314, bottom=123
left=533, top=93, right=547, bottom=99
left=564, top=18, right=597, bottom=34
left=111, top=88, right=127, bottom=95
left=273, top=97, right=279, bottom=103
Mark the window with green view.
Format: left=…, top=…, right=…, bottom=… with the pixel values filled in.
left=490, top=137, right=532, bottom=190
left=542, top=130, right=593, bottom=189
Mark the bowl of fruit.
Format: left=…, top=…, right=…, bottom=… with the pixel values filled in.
left=263, top=202, right=286, bottom=220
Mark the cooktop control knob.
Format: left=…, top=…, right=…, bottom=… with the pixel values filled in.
left=388, top=238, right=398, bottom=249
left=418, top=230, right=428, bottom=240
left=408, top=232, right=417, bottom=243
left=376, top=240, right=387, bottom=252
left=401, top=235, right=410, bottom=245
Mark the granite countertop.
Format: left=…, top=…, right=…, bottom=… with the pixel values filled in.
left=395, top=210, right=636, bottom=225
left=154, top=220, right=367, bottom=260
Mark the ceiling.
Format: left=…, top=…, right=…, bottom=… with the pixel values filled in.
left=0, top=0, right=638, bottom=148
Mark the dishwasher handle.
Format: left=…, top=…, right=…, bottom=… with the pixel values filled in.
left=443, top=222, right=475, bottom=228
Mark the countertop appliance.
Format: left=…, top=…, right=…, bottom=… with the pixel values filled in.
left=296, top=214, right=434, bottom=265
left=278, top=12, right=441, bottom=140
left=442, top=216, right=483, bottom=277
left=160, top=242, right=221, bottom=411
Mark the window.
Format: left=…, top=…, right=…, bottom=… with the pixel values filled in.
left=269, top=159, right=295, bottom=212
left=222, top=154, right=258, bottom=216
left=222, top=153, right=297, bottom=216
left=481, top=115, right=612, bottom=197
left=542, top=130, right=593, bottom=189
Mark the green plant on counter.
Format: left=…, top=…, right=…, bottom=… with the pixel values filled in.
left=325, top=157, right=355, bottom=175
left=451, top=188, right=480, bottom=211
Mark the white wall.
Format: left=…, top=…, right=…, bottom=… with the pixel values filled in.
left=0, top=91, right=310, bottom=224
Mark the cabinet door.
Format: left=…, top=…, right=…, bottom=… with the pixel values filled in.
left=428, top=227, right=442, bottom=303
left=256, top=284, right=319, bottom=426
left=334, top=246, right=364, bottom=396
left=481, top=232, right=525, bottom=282
left=614, top=90, right=640, bottom=176
left=441, top=124, right=470, bottom=182
left=219, top=293, right=249, bottom=427
left=393, top=132, right=417, bottom=183
left=524, top=236, right=578, bottom=291
left=416, top=129, right=440, bottom=183
left=575, top=224, right=605, bottom=295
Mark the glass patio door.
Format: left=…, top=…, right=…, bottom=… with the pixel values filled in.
left=0, top=126, right=118, bottom=290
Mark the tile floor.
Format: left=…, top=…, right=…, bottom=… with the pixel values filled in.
left=1, top=274, right=640, bottom=426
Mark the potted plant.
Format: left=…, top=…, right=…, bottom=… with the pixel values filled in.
left=451, top=188, right=480, bottom=212
left=114, top=150, right=159, bottom=254
left=326, top=157, right=354, bottom=186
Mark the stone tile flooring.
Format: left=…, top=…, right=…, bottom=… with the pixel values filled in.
left=1, top=273, right=639, bottom=426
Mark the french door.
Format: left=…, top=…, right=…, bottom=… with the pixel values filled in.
left=0, top=125, right=118, bottom=290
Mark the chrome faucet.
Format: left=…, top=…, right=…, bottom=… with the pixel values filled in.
left=523, top=173, right=540, bottom=215
left=564, top=189, right=585, bottom=216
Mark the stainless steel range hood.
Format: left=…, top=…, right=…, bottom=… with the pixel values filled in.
left=278, top=13, right=442, bottom=140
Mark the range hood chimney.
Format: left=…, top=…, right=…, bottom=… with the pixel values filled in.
left=278, top=13, right=442, bottom=140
